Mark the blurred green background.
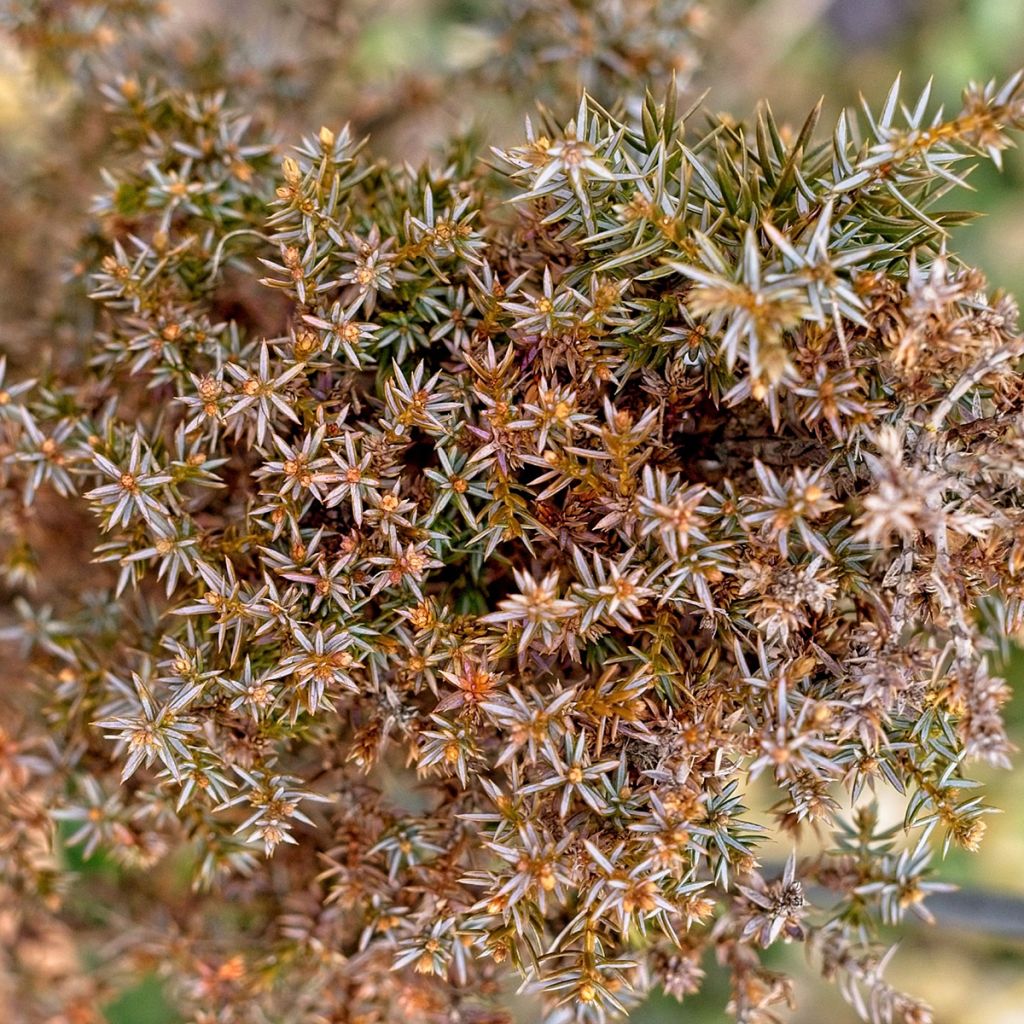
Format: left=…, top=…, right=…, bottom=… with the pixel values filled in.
left=3, top=0, right=1024, bottom=1021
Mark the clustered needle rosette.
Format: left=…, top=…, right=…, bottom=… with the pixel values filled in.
left=2, top=46, right=1024, bottom=1024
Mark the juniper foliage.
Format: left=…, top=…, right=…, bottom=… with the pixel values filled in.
left=2, top=4, right=1024, bottom=1024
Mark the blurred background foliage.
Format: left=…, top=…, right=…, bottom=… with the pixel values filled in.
left=1, top=0, right=1023, bottom=1021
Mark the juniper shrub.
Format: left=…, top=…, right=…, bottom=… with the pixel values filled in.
left=2, top=4, right=1024, bottom=1023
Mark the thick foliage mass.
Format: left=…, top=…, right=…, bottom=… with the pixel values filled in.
left=2, top=5, right=1024, bottom=1024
